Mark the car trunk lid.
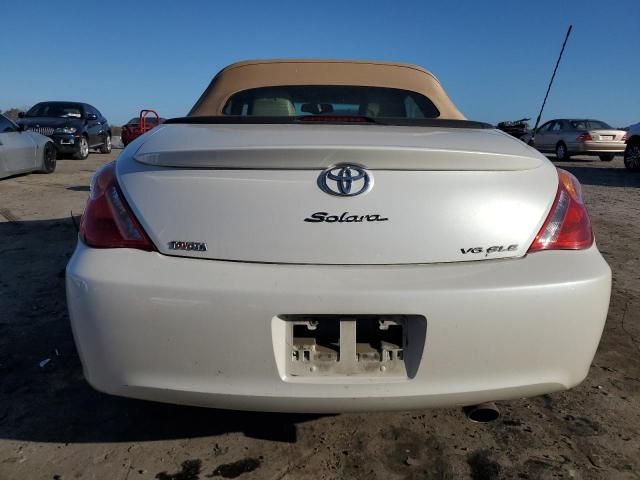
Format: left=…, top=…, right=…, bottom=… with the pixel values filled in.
left=117, top=124, right=557, bottom=265
left=587, top=129, right=626, bottom=142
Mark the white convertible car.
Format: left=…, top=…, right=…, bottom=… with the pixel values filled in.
left=0, top=113, right=57, bottom=179
left=66, top=60, right=611, bottom=414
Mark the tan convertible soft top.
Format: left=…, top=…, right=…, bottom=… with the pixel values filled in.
left=188, top=59, right=465, bottom=119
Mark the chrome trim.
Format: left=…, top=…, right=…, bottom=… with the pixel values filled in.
left=27, top=126, right=55, bottom=136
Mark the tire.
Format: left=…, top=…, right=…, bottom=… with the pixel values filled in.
left=555, top=142, right=569, bottom=161
left=39, top=142, right=57, bottom=174
left=599, top=153, right=615, bottom=162
left=100, top=134, right=112, bottom=154
left=624, top=141, right=640, bottom=171
left=74, top=135, right=90, bottom=160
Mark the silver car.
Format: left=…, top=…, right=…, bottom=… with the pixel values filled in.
left=527, top=118, right=627, bottom=161
left=0, top=113, right=57, bottom=179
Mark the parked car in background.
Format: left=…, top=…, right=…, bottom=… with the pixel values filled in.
left=0, top=113, right=57, bottom=179
left=66, top=59, right=611, bottom=414
left=624, top=122, right=640, bottom=171
left=496, top=117, right=531, bottom=140
left=121, top=110, right=165, bottom=146
left=17, top=102, right=112, bottom=159
left=523, top=119, right=627, bottom=161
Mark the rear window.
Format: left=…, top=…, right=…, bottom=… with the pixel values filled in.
left=223, top=86, right=440, bottom=119
left=586, top=120, right=612, bottom=129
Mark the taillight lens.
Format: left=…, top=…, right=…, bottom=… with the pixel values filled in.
left=622, top=132, right=628, bottom=143
left=528, top=169, right=593, bottom=252
left=576, top=132, right=592, bottom=142
left=80, top=161, right=155, bottom=251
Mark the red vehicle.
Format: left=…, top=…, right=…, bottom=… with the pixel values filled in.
left=121, top=110, right=165, bottom=146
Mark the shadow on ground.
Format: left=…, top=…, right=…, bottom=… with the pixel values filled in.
left=0, top=217, right=320, bottom=445
left=65, top=185, right=90, bottom=192
left=562, top=166, right=639, bottom=188
left=545, top=156, right=639, bottom=188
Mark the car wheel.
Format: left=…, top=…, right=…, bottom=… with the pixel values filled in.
left=599, top=153, right=615, bottom=162
left=100, top=134, right=112, bottom=154
left=39, top=142, right=57, bottom=174
left=624, top=141, right=640, bottom=171
left=555, top=142, right=569, bottom=161
left=74, top=135, right=90, bottom=160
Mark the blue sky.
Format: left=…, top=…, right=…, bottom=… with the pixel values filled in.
left=1, top=0, right=638, bottom=126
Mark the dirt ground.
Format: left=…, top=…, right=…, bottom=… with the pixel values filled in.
left=0, top=148, right=639, bottom=480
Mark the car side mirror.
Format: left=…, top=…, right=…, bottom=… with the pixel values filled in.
left=18, top=112, right=25, bottom=118
left=87, top=113, right=98, bottom=121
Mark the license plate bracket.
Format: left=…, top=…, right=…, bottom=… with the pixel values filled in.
left=280, top=314, right=426, bottom=379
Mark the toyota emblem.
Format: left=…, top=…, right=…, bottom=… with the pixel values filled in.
left=317, top=164, right=372, bottom=197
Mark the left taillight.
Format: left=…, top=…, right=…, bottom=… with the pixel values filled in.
left=576, top=132, right=593, bottom=142
left=528, top=169, right=593, bottom=253
left=80, top=161, right=155, bottom=251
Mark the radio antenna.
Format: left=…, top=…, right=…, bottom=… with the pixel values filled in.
left=532, top=25, right=573, bottom=139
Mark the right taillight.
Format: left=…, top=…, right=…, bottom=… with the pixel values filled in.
left=80, top=161, right=155, bottom=251
left=528, top=169, right=593, bottom=252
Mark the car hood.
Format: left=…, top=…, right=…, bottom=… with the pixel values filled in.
left=18, top=117, right=84, bottom=129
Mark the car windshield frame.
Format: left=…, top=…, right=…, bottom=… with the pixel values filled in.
left=126, top=117, right=164, bottom=126
left=25, top=102, right=85, bottom=119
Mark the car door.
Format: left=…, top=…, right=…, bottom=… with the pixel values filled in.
left=563, top=120, right=583, bottom=151
left=546, top=120, right=564, bottom=150
left=85, top=105, right=101, bottom=147
left=0, top=115, right=36, bottom=177
left=534, top=121, right=554, bottom=151
left=94, top=107, right=109, bottom=143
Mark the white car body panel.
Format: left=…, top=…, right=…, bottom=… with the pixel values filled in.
left=134, top=124, right=544, bottom=171
left=118, top=125, right=558, bottom=264
left=67, top=242, right=610, bottom=412
left=0, top=129, right=49, bottom=179
left=67, top=120, right=611, bottom=412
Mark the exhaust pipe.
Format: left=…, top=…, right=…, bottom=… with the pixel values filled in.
left=464, top=402, right=500, bottom=423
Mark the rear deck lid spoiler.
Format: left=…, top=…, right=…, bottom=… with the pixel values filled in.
left=133, top=123, right=546, bottom=171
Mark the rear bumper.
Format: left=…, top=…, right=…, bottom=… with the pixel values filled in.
left=568, top=141, right=625, bottom=154
left=66, top=242, right=611, bottom=413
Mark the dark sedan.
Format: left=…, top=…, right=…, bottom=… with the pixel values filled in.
left=18, top=102, right=112, bottom=159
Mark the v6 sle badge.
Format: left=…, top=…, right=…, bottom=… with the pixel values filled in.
left=460, top=244, right=518, bottom=256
